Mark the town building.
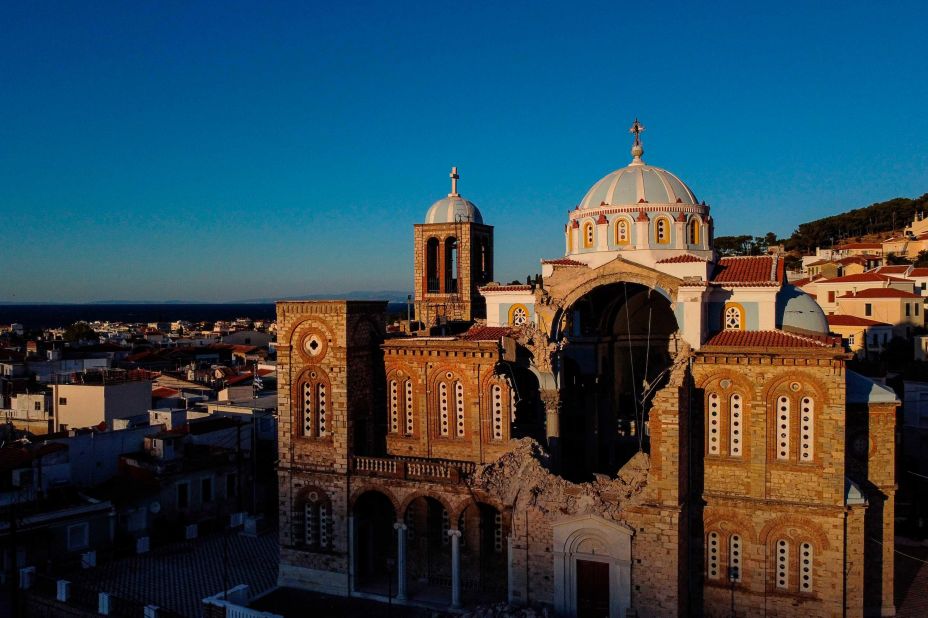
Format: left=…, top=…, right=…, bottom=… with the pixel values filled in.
left=275, top=123, right=898, bottom=617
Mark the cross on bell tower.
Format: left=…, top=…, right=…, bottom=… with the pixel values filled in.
left=449, top=166, right=460, bottom=197
left=629, top=118, right=645, bottom=163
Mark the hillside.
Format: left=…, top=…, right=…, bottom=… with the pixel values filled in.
left=785, top=193, right=928, bottom=253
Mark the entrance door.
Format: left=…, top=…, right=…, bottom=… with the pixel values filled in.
left=576, top=559, right=610, bottom=618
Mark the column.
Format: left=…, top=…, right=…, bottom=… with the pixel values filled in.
left=542, top=390, right=561, bottom=472
left=394, top=521, right=407, bottom=601
left=348, top=516, right=356, bottom=594
left=449, top=528, right=462, bottom=608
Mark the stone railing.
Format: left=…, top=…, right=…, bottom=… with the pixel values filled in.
left=351, top=455, right=476, bottom=484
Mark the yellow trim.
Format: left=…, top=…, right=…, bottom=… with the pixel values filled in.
left=723, top=302, right=746, bottom=330
left=688, top=218, right=700, bottom=245
left=582, top=221, right=595, bottom=248
left=654, top=216, right=671, bottom=245
left=614, top=218, right=631, bottom=245
left=508, top=303, right=530, bottom=326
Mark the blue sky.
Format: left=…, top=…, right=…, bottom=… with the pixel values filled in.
left=2, top=1, right=927, bottom=302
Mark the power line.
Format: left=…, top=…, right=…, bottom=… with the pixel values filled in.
left=869, top=537, right=928, bottom=565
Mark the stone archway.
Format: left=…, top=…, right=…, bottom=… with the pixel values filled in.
left=552, top=515, right=633, bottom=618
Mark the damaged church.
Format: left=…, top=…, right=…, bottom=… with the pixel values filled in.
left=275, top=122, right=897, bottom=617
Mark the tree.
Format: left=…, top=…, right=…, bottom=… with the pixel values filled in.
left=63, top=321, right=97, bottom=342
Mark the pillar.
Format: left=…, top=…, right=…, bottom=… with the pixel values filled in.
left=348, top=515, right=356, bottom=594
left=394, top=521, right=407, bottom=601
left=542, top=390, right=561, bottom=471
left=449, top=528, right=462, bottom=608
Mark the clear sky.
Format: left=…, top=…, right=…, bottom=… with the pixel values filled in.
left=2, top=1, right=927, bottom=302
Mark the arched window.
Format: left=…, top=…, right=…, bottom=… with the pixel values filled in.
left=296, top=488, right=331, bottom=550
left=775, top=539, right=789, bottom=589
left=508, top=303, right=529, bottom=326
left=583, top=221, right=595, bottom=248
left=491, top=383, right=504, bottom=441
left=439, top=381, right=450, bottom=437
left=799, top=396, right=814, bottom=461
left=730, top=534, right=742, bottom=581
left=730, top=393, right=743, bottom=457
left=298, top=370, right=329, bottom=438
left=776, top=396, right=790, bottom=460
left=688, top=218, right=700, bottom=245
left=404, top=379, right=414, bottom=435
left=707, top=531, right=721, bottom=579
left=707, top=392, right=721, bottom=455
left=655, top=217, right=670, bottom=244
left=426, top=237, right=440, bottom=293
left=799, top=542, right=813, bottom=592
left=454, top=381, right=465, bottom=437
left=615, top=218, right=630, bottom=245
left=444, top=237, right=459, bottom=293
left=723, top=303, right=744, bottom=330
left=389, top=379, right=399, bottom=434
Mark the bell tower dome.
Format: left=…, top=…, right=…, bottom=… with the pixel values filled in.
left=413, top=167, right=494, bottom=329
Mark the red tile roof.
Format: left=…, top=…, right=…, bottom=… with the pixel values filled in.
left=152, top=387, right=180, bottom=399
left=541, top=258, right=586, bottom=266
left=836, top=242, right=882, bottom=250
left=910, top=268, right=928, bottom=277
left=873, top=265, right=911, bottom=274
left=820, top=272, right=909, bottom=284
left=480, top=284, right=533, bottom=293
left=826, top=315, right=891, bottom=327
left=839, top=288, right=921, bottom=299
left=656, top=254, right=707, bottom=264
left=461, top=326, right=513, bottom=341
left=710, top=256, right=781, bottom=285
left=704, top=330, right=839, bottom=349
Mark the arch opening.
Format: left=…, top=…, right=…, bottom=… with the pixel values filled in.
left=354, top=490, right=397, bottom=591
left=459, top=502, right=508, bottom=602
left=426, top=238, right=440, bottom=293
left=558, top=281, right=679, bottom=481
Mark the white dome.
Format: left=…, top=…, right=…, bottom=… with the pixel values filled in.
left=578, top=161, right=698, bottom=210
left=425, top=195, right=483, bottom=224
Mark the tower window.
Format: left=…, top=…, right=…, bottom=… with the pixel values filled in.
left=426, top=237, right=440, bottom=293
left=799, top=396, right=814, bottom=461
left=730, top=393, right=743, bottom=457
left=404, top=379, right=415, bottom=435
left=776, top=396, right=790, bottom=460
left=707, top=531, right=720, bottom=579
left=707, top=392, right=720, bottom=455
left=491, top=384, right=504, bottom=441
left=776, top=539, right=789, bottom=589
left=439, top=381, right=450, bottom=436
left=799, top=542, right=813, bottom=592
left=688, top=218, right=700, bottom=244
left=508, top=304, right=529, bottom=326
left=389, top=379, right=399, bottom=434
left=723, top=303, right=744, bottom=330
left=454, top=381, right=465, bottom=437
left=655, top=218, right=670, bottom=244
left=615, top=219, right=630, bottom=245
left=729, top=535, right=742, bottom=581
left=583, top=222, right=595, bottom=248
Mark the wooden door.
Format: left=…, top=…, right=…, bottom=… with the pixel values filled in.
left=577, top=559, right=610, bottom=618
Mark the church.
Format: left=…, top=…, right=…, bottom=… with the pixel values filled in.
left=274, top=122, right=897, bottom=617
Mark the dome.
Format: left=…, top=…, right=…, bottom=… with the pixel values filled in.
left=776, top=285, right=829, bottom=335
left=424, top=166, right=484, bottom=224
left=425, top=195, right=483, bottom=224
left=578, top=162, right=697, bottom=210
left=578, top=119, right=698, bottom=210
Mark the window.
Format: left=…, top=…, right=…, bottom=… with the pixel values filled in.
left=439, top=381, right=450, bottom=436
left=776, top=396, right=790, bottom=460
left=799, top=542, right=813, bottom=592
left=917, top=303, right=921, bottom=316
left=404, top=380, right=414, bottom=435
left=201, top=477, right=213, bottom=502
left=848, top=334, right=855, bottom=347
left=34, top=401, right=41, bottom=411
left=655, top=218, right=670, bottom=244
left=615, top=219, right=630, bottom=245
left=865, top=303, right=872, bottom=316
left=799, top=397, right=814, bottom=461
left=583, top=222, right=594, bottom=248
left=827, top=291, right=835, bottom=303
left=906, top=303, right=911, bottom=317
left=724, top=304, right=744, bottom=330
left=389, top=379, right=399, bottom=433
left=299, top=490, right=330, bottom=550
left=299, top=371, right=329, bottom=438
left=922, top=282, right=926, bottom=291
left=454, top=381, right=465, bottom=437
left=59, top=397, right=67, bottom=406
left=707, top=393, right=720, bottom=454
left=67, top=523, right=89, bottom=551
left=729, top=535, right=742, bottom=581
left=730, top=394, right=743, bottom=457
left=491, top=384, right=504, bottom=440
left=177, top=482, right=189, bottom=509
left=707, top=531, right=721, bottom=579
left=509, top=304, right=530, bottom=326
left=688, top=219, right=700, bottom=244
left=776, top=539, right=789, bottom=589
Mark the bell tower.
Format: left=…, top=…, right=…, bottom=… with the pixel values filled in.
left=413, top=167, right=493, bottom=328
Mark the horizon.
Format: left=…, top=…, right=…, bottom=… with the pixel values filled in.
left=3, top=1, right=927, bottom=303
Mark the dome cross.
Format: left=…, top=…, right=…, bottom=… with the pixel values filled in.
left=629, top=118, right=645, bottom=163
left=449, top=166, right=460, bottom=196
